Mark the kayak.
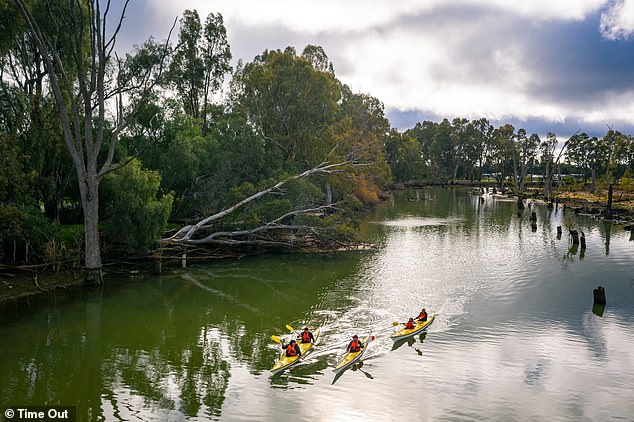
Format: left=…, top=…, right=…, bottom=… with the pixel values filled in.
left=390, top=313, right=436, bottom=341
left=271, top=327, right=320, bottom=375
left=333, top=335, right=372, bottom=373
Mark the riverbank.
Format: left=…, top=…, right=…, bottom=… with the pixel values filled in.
left=2, top=184, right=632, bottom=309
left=0, top=270, right=83, bottom=317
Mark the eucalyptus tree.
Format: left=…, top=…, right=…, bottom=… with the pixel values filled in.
left=301, top=44, right=334, bottom=73
left=14, top=0, right=174, bottom=284
left=601, top=129, right=633, bottom=183
left=539, top=132, right=557, bottom=201
left=167, top=10, right=231, bottom=134
left=510, top=129, right=540, bottom=201
left=404, top=120, right=437, bottom=169
left=427, top=119, right=453, bottom=181
left=338, top=89, right=392, bottom=192
left=0, top=2, right=75, bottom=221
left=449, top=118, right=469, bottom=183
left=567, top=133, right=604, bottom=193
left=384, top=129, right=426, bottom=182
left=489, top=124, right=515, bottom=191
left=233, top=46, right=342, bottom=169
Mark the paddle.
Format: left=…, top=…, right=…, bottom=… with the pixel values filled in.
left=286, top=324, right=295, bottom=333
left=271, top=334, right=282, bottom=344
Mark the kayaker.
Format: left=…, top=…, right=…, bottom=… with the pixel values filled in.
left=346, top=335, right=364, bottom=353
left=281, top=339, right=301, bottom=357
left=417, top=308, right=428, bottom=322
left=300, top=327, right=315, bottom=344
left=405, top=317, right=416, bottom=329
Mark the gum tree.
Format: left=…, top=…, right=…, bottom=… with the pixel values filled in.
left=14, top=0, right=173, bottom=284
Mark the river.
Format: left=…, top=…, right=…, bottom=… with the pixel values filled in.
left=1, top=188, right=633, bottom=421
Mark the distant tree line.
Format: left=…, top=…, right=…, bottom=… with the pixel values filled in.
left=1, top=3, right=632, bottom=274
left=386, top=118, right=634, bottom=198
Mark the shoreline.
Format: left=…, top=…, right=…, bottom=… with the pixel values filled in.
left=1, top=184, right=632, bottom=310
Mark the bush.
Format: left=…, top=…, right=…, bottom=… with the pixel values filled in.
left=0, top=203, right=60, bottom=263
left=101, top=159, right=173, bottom=255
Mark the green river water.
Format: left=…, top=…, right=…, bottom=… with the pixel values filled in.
left=1, top=188, right=633, bottom=421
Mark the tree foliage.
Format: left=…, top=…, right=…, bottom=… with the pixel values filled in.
left=101, top=159, right=173, bottom=255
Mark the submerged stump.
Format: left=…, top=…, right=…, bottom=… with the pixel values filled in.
left=593, top=285, right=606, bottom=305
left=569, top=229, right=579, bottom=245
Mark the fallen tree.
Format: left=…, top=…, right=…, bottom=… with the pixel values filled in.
left=163, top=159, right=360, bottom=249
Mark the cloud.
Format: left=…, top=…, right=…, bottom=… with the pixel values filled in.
left=148, top=0, right=609, bottom=34
left=116, top=0, right=634, bottom=135
left=600, top=0, right=634, bottom=39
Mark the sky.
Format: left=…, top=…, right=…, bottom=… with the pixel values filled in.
left=113, top=0, right=634, bottom=139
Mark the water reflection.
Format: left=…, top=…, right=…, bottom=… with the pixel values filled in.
left=1, top=188, right=634, bottom=421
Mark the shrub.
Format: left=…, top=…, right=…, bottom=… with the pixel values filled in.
left=101, top=159, right=173, bottom=255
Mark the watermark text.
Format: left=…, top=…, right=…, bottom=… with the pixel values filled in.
left=4, top=406, right=76, bottom=422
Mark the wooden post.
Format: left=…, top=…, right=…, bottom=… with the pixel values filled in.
left=181, top=253, right=187, bottom=269
left=517, top=197, right=525, bottom=210
left=593, top=285, right=606, bottom=305
left=557, top=226, right=562, bottom=239
left=569, top=229, right=579, bottom=245
left=580, top=231, right=586, bottom=249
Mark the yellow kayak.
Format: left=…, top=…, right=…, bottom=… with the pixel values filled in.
left=271, top=328, right=320, bottom=375
left=333, top=335, right=373, bottom=373
left=390, top=313, right=436, bottom=341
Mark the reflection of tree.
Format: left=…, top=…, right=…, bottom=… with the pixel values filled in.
left=1, top=257, right=353, bottom=418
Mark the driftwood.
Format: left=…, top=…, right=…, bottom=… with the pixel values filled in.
left=165, top=159, right=354, bottom=247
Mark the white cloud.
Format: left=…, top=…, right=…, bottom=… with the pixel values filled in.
left=129, top=0, right=634, bottom=132
left=151, top=0, right=608, bottom=34
left=600, top=0, right=634, bottom=39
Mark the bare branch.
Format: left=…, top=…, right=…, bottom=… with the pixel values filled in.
left=166, top=161, right=351, bottom=242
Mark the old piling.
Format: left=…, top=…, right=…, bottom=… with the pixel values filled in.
left=580, top=231, right=586, bottom=249
left=557, top=226, right=562, bottom=239
left=517, top=197, right=525, bottom=210
left=593, top=285, right=606, bottom=305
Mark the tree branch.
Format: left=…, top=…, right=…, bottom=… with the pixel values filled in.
left=166, top=160, right=351, bottom=243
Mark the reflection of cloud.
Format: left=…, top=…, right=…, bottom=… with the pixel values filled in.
left=427, top=318, right=634, bottom=419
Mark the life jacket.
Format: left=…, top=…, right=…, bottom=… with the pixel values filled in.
left=301, top=331, right=311, bottom=343
left=349, top=339, right=361, bottom=352
left=406, top=320, right=415, bottom=329
left=418, top=311, right=428, bottom=321
left=285, top=344, right=297, bottom=356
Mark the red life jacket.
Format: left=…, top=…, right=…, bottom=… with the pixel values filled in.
left=301, top=331, right=312, bottom=343
left=349, top=339, right=361, bottom=352
left=418, top=311, right=427, bottom=321
left=285, top=344, right=297, bottom=356
left=406, top=321, right=415, bottom=329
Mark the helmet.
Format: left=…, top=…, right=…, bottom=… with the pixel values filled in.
left=304, top=327, right=309, bottom=330
left=353, top=335, right=358, bottom=339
